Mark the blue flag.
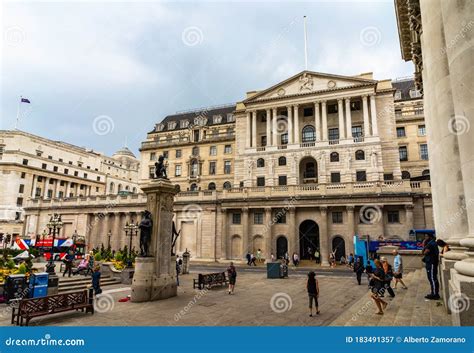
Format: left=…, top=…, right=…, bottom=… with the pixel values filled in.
left=21, top=98, right=31, bottom=103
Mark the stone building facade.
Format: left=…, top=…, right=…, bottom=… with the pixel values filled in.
left=0, top=130, right=140, bottom=239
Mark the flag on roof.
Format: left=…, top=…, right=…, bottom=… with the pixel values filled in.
left=21, top=98, right=31, bottom=104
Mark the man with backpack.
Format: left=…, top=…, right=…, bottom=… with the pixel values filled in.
left=227, top=262, right=237, bottom=294
left=423, top=233, right=440, bottom=300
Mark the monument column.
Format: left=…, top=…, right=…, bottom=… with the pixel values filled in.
left=337, top=99, right=345, bottom=140
left=266, top=109, right=271, bottom=146
left=321, top=101, right=328, bottom=141
left=287, top=106, right=293, bottom=144
left=264, top=207, right=273, bottom=261
left=319, top=207, right=329, bottom=266
left=362, top=95, right=370, bottom=137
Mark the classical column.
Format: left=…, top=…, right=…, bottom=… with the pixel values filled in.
left=65, top=182, right=70, bottom=198
left=272, top=108, right=278, bottom=146
left=369, top=94, right=378, bottom=136
left=345, top=97, right=352, bottom=139
left=405, top=205, right=414, bottom=232
left=220, top=208, right=228, bottom=260
left=43, top=177, right=49, bottom=198
left=321, top=101, right=328, bottom=141
left=362, top=95, right=370, bottom=137
left=346, top=206, right=355, bottom=256
left=287, top=106, right=293, bottom=144
left=338, top=99, right=345, bottom=139
left=252, top=110, right=257, bottom=147
left=246, top=111, right=251, bottom=148
left=266, top=109, right=271, bottom=146
left=31, top=175, right=37, bottom=197
left=314, top=101, right=321, bottom=141
left=288, top=208, right=297, bottom=254
left=294, top=105, right=300, bottom=144
left=112, top=212, right=122, bottom=251
left=264, top=207, right=273, bottom=261
left=242, top=208, right=249, bottom=257
left=319, top=207, right=329, bottom=266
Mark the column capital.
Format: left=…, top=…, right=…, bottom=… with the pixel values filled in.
left=221, top=208, right=227, bottom=214
left=361, top=94, right=369, bottom=98
left=320, top=206, right=328, bottom=214
left=242, top=207, right=249, bottom=213
left=320, top=100, right=327, bottom=104
left=344, top=97, right=352, bottom=102
left=294, top=104, right=299, bottom=108
left=346, top=205, right=355, bottom=211
left=369, top=93, right=376, bottom=97
left=264, top=207, right=272, bottom=213
left=314, top=100, right=320, bottom=105
left=404, top=204, right=415, bottom=210
left=289, top=207, right=296, bottom=214
left=337, top=98, right=343, bottom=103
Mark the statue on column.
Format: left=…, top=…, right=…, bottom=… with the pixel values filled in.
left=139, top=210, right=153, bottom=257
left=154, top=155, right=168, bottom=179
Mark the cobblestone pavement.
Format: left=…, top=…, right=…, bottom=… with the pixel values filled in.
left=0, top=271, right=369, bottom=326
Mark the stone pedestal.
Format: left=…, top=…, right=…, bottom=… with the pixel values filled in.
left=131, top=179, right=179, bottom=302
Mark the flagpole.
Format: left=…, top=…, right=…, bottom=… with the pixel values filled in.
left=303, top=16, right=308, bottom=71
left=15, top=96, right=21, bottom=130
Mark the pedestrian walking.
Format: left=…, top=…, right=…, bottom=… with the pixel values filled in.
left=256, top=249, right=262, bottom=263
left=308, top=247, right=313, bottom=261
left=353, top=256, right=364, bottom=285
left=329, top=251, right=336, bottom=268
left=85, top=251, right=94, bottom=276
left=246, top=252, right=251, bottom=266
left=250, top=254, right=257, bottom=266
left=381, top=257, right=395, bottom=298
left=270, top=253, right=275, bottom=262
left=227, top=262, right=237, bottom=294
left=292, top=252, right=299, bottom=266
left=62, top=249, right=75, bottom=277
left=369, top=259, right=388, bottom=315
left=423, top=233, right=440, bottom=300
left=365, top=261, right=373, bottom=283
left=314, top=249, right=320, bottom=264
left=347, top=253, right=354, bottom=269
left=92, top=265, right=102, bottom=295
left=392, top=249, right=408, bottom=289
left=307, top=271, right=320, bottom=316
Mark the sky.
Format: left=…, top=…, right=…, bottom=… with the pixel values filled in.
left=1, top=0, right=414, bottom=157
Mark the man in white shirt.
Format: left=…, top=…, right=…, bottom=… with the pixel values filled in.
left=392, top=249, right=408, bottom=289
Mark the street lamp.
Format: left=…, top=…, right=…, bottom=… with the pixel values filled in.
left=41, top=229, right=47, bottom=256
left=45, top=213, right=63, bottom=274
left=107, top=230, right=112, bottom=249
left=123, top=220, right=138, bottom=267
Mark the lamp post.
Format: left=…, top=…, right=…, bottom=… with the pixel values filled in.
left=107, top=230, right=112, bottom=249
left=123, top=220, right=138, bottom=267
left=41, top=229, right=47, bottom=256
left=45, top=213, right=63, bottom=274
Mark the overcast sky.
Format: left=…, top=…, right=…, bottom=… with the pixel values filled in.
left=1, top=0, right=413, bottom=157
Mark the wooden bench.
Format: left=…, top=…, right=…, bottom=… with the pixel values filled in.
left=193, top=272, right=228, bottom=290
left=11, top=288, right=94, bottom=326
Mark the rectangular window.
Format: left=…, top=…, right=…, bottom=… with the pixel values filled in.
left=149, top=166, right=155, bottom=179
left=49, top=179, right=54, bottom=184
left=59, top=158, right=63, bottom=162
left=47, top=189, right=53, bottom=198
left=332, top=211, right=343, bottom=224
left=418, top=124, right=426, bottom=136
left=261, top=136, right=267, bottom=147
left=232, top=213, right=241, bottom=224
left=209, top=161, right=216, bottom=175
left=331, top=172, right=341, bottom=183
left=303, top=107, right=313, bottom=117
left=58, top=191, right=64, bottom=198
left=254, top=212, right=263, bottom=224
left=163, top=151, right=169, bottom=159
left=60, top=180, right=65, bottom=186
left=399, top=146, right=408, bottom=161
left=22, top=159, right=28, bottom=165
left=352, top=125, right=363, bottom=138
left=224, top=161, right=231, bottom=174
left=175, top=165, right=182, bottom=177
left=224, top=145, right=232, bottom=154
left=328, top=128, right=339, bottom=141
left=35, top=187, right=41, bottom=197
left=21, top=172, right=26, bottom=178
left=275, top=211, right=286, bottom=224
left=150, top=152, right=156, bottom=161
left=37, top=176, right=43, bottom=182
left=74, top=171, right=79, bottom=176
left=384, top=173, right=394, bottom=181
left=327, top=103, right=338, bottom=114
left=280, top=133, right=288, bottom=145
left=53, top=166, right=58, bottom=172
left=84, top=173, right=88, bottom=179
left=193, top=130, right=200, bottom=142
left=48, top=155, right=53, bottom=160
left=176, top=149, right=182, bottom=158
left=97, top=176, right=101, bottom=181
left=356, top=170, right=367, bottom=182
left=396, top=127, right=406, bottom=138
left=16, top=197, right=23, bottom=207
left=209, top=146, right=217, bottom=156
left=256, top=177, right=265, bottom=187
left=278, top=175, right=287, bottom=186
left=420, top=144, right=429, bottom=160
left=18, top=184, right=24, bottom=193
left=388, top=211, right=400, bottom=223
left=64, top=169, right=69, bottom=175
left=42, top=163, right=47, bottom=169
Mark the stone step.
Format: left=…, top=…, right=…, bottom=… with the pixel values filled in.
left=58, top=276, right=121, bottom=293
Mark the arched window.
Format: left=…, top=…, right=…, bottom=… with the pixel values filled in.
left=278, top=156, right=286, bottom=166
left=223, top=181, right=232, bottom=190
left=117, top=184, right=122, bottom=193
left=355, top=150, right=365, bottom=160
left=132, top=187, right=137, bottom=193
left=257, top=158, right=265, bottom=168
left=109, top=182, right=115, bottom=193
left=302, top=125, right=316, bottom=142
left=401, top=171, right=411, bottom=179
left=190, top=159, right=199, bottom=177
left=190, top=183, right=198, bottom=191
left=208, top=182, right=216, bottom=190
left=330, top=152, right=339, bottom=162
left=422, top=169, right=430, bottom=176
left=125, top=185, right=129, bottom=191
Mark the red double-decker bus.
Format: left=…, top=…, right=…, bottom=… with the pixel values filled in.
left=14, top=236, right=86, bottom=261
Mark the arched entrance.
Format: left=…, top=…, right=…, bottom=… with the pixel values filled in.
left=332, top=236, right=346, bottom=261
left=299, top=220, right=320, bottom=259
left=299, top=157, right=318, bottom=184
left=276, top=236, right=288, bottom=259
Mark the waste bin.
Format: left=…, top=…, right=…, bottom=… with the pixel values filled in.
left=29, top=272, right=49, bottom=298
left=266, top=262, right=281, bottom=279
left=4, top=274, right=27, bottom=303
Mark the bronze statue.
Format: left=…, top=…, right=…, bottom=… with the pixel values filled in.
left=139, top=210, right=153, bottom=257
left=154, top=155, right=168, bottom=179
left=171, top=221, right=181, bottom=256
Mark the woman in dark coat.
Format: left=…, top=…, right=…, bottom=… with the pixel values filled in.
left=353, top=256, right=365, bottom=285
left=307, top=272, right=320, bottom=317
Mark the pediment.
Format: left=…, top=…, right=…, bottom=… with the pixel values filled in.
left=245, top=71, right=376, bottom=102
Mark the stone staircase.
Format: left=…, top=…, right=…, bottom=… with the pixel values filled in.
left=58, top=275, right=121, bottom=293
left=330, top=269, right=451, bottom=326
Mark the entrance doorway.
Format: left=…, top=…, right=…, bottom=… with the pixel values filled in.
left=276, top=236, right=288, bottom=259
left=332, top=236, right=346, bottom=261
left=299, top=220, right=320, bottom=259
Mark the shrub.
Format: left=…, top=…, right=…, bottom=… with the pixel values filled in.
left=16, top=263, right=27, bottom=274
left=6, top=260, right=16, bottom=270
left=94, top=253, right=102, bottom=261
